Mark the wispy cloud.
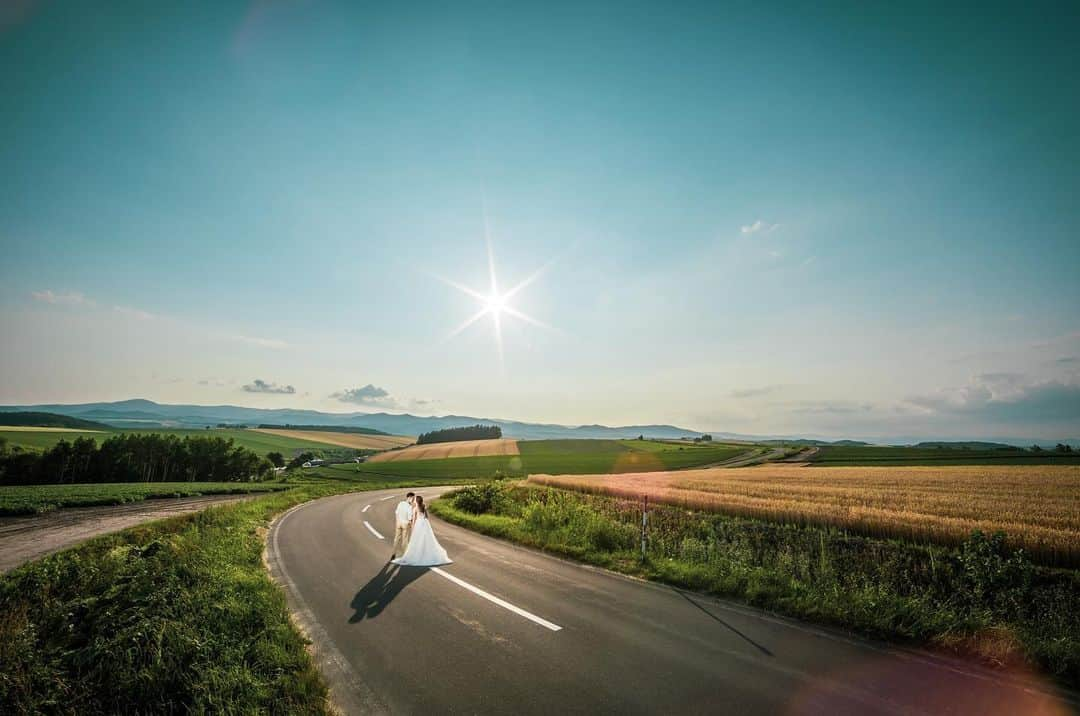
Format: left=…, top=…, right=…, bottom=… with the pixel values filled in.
left=113, top=305, right=154, bottom=320
left=730, top=385, right=786, bottom=399
left=229, top=334, right=290, bottom=350
left=740, top=220, right=779, bottom=235
left=31, top=290, right=92, bottom=306
left=242, top=379, right=296, bottom=394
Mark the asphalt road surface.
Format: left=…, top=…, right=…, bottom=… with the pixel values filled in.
left=267, top=487, right=1076, bottom=715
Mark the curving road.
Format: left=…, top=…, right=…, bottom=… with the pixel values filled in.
left=266, top=488, right=1076, bottom=715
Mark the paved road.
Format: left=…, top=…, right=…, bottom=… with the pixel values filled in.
left=0, top=494, right=259, bottom=573
left=267, top=488, right=1076, bottom=715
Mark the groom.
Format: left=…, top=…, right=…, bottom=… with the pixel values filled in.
left=392, top=492, right=415, bottom=559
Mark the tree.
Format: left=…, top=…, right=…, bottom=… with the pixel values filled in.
left=1030, top=444, right=1043, bottom=453
left=701, top=434, right=713, bottom=442
left=1055, top=443, right=1073, bottom=453
left=288, top=452, right=316, bottom=469
left=417, top=424, right=502, bottom=445
left=266, top=451, right=285, bottom=467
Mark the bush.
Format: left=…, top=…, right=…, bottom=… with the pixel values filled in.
left=452, top=482, right=505, bottom=514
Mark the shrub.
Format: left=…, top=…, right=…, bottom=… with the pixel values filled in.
left=452, top=482, right=505, bottom=514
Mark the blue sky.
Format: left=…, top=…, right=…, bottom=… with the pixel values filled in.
left=2, top=1, right=1079, bottom=439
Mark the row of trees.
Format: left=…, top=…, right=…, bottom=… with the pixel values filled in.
left=1030, top=444, right=1075, bottom=453
left=416, top=424, right=502, bottom=445
left=0, top=434, right=276, bottom=486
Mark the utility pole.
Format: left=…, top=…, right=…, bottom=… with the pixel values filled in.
left=641, top=494, right=649, bottom=561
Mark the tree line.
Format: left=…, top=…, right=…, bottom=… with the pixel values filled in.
left=416, top=424, right=502, bottom=445
left=0, top=433, right=275, bottom=486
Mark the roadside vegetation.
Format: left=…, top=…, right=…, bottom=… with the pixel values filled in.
left=0, top=472, right=475, bottom=714
left=0, top=482, right=290, bottom=516
left=433, top=482, right=1080, bottom=687
left=530, top=465, right=1080, bottom=567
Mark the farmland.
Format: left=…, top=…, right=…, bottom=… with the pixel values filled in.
left=810, top=444, right=1080, bottom=465
left=0, top=427, right=340, bottom=457
left=340, top=439, right=750, bottom=480
left=252, top=428, right=414, bottom=451
left=528, top=464, right=1080, bottom=566
left=368, top=437, right=517, bottom=462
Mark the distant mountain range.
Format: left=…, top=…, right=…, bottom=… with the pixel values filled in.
left=1, top=399, right=1075, bottom=447
left=0, top=399, right=705, bottom=441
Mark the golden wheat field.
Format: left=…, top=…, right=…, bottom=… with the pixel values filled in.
left=368, top=438, right=520, bottom=462
left=251, top=428, right=414, bottom=450
left=529, top=465, right=1080, bottom=565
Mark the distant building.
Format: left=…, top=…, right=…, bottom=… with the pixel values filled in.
left=301, top=458, right=326, bottom=469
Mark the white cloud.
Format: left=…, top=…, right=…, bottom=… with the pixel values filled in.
left=331, top=384, right=399, bottom=408
left=905, top=374, right=1080, bottom=424
left=31, top=290, right=91, bottom=306
left=740, top=220, right=779, bottom=235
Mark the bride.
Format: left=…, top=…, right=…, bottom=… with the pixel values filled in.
left=392, top=495, right=452, bottom=567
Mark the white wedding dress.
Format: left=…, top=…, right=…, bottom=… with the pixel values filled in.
left=393, top=514, right=452, bottom=566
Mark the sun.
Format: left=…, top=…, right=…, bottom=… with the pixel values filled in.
left=432, top=230, right=553, bottom=365
left=484, top=293, right=507, bottom=315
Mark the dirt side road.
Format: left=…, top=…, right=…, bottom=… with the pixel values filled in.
left=0, top=494, right=259, bottom=574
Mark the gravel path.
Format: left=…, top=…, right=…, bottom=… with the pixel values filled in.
left=0, top=494, right=259, bottom=574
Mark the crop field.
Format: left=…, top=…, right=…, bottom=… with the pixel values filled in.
left=811, top=444, right=1080, bottom=465
left=252, top=428, right=414, bottom=451
left=368, top=437, right=518, bottom=462
left=333, top=439, right=750, bottom=480
left=0, top=482, right=289, bottom=515
left=0, top=427, right=337, bottom=456
left=529, top=464, right=1080, bottom=566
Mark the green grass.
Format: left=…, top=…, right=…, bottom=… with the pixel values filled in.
left=811, top=444, right=1080, bottom=466
left=433, top=483, right=1080, bottom=688
left=0, top=482, right=291, bottom=516
left=327, top=439, right=750, bottom=482
left=0, top=427, right=342, bottom=457
left=0, top=472, right=477, bottom=713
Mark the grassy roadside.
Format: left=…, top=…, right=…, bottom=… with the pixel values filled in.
left=431, top=483, right=1080, bottom=689
left=0, top=482, right=291, bottom=516
left=0, top=477, right=467, bottom=713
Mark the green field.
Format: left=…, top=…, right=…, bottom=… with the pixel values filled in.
left=0, top=427, right=343, bottom=457
left=811, top=444, right=1080, bottom=466
left=322, top=439, right=749, bottom=481
left=0, top=482, right=291, bottom=515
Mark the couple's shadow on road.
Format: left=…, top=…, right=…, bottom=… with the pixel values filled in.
left=349, top=561, right=429, bottom=623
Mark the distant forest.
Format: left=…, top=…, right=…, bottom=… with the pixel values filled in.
left=0, top=411, right=112, bottom=430
left=417, top=424, right=502, bottom=445
left=257, top=424, right=389, bottom=435
left=0, top=433, right=274, bottom=486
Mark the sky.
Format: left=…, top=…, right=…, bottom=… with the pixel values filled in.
left=2, top=0, right=1079, bottom=440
